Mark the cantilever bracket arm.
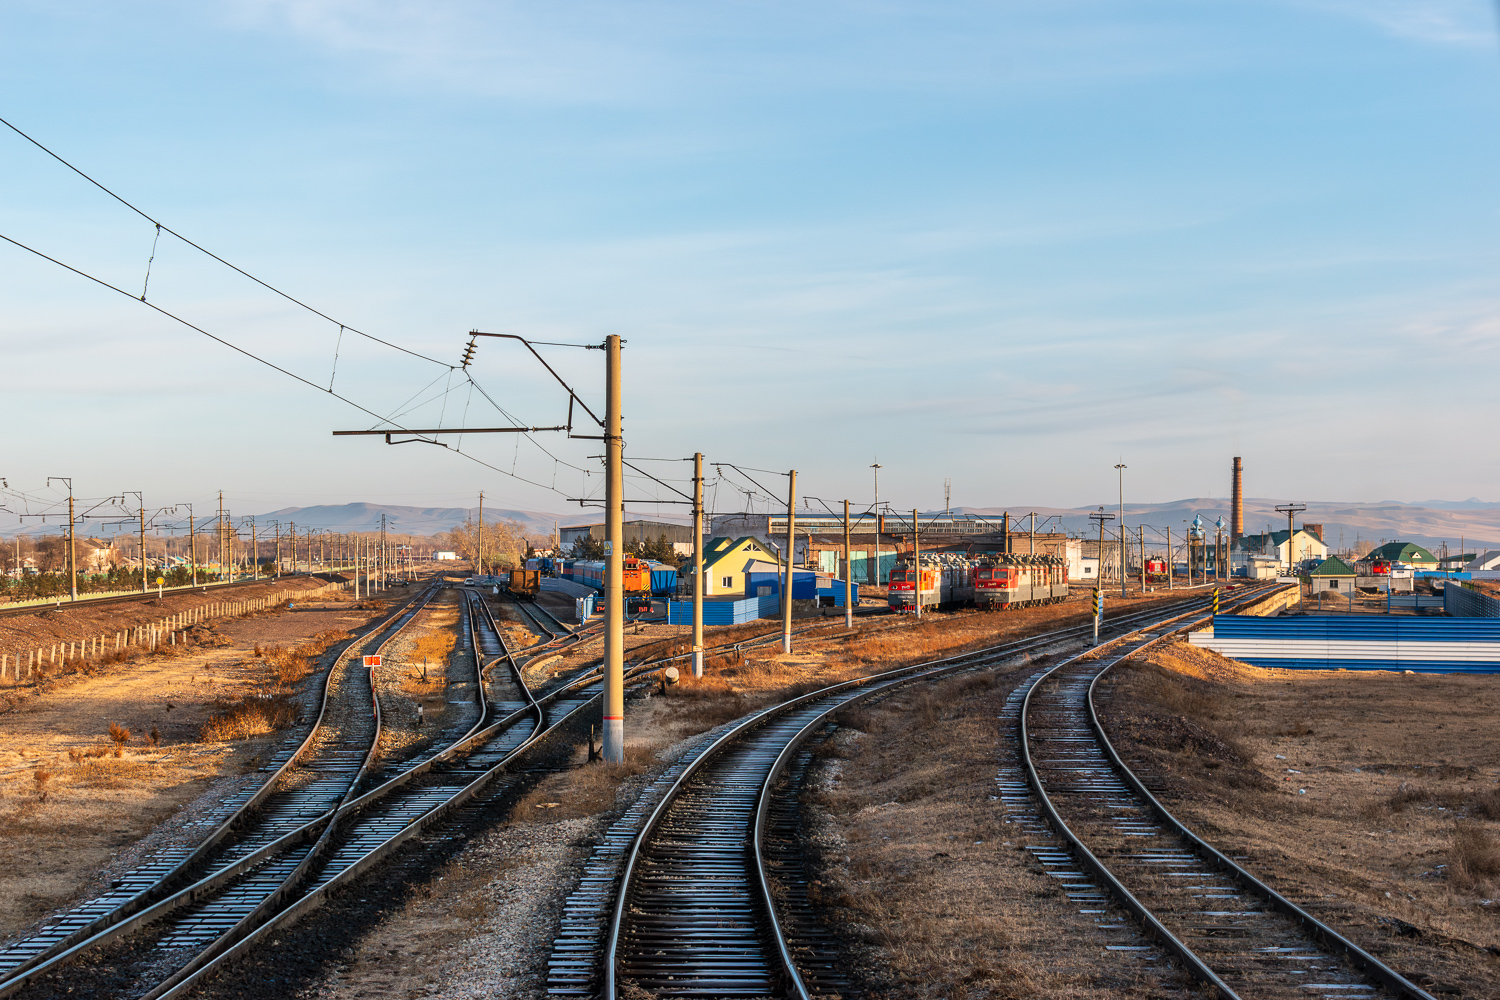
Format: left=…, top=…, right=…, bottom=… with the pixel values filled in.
left=467, top=331, right=606, bottom=429
left=332, top=426, right=566, bottom=437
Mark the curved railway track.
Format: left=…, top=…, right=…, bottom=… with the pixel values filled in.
left=5, top=587, right=677, bottom=999
left=0, top=583, right=436, bottom=989
left=1020, top=597, right=1438, bottom=1000
left=592, top=591, right=1248, bottom=999
left=0, top=583, right=442, bottom=999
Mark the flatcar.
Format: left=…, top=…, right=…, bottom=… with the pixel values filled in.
left=887, top=554, right=973, bottom=613
left=973, top=554, right=1068, bottom=610
left=506, top=568, right=542, bottom=600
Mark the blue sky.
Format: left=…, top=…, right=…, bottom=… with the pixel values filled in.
left=3, top=1, right=1499, bottom=529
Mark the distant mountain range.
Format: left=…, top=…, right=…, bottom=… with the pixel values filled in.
left=950, top=499, right=1500, bottom=552
left=257, top=503, right=601, bottom=538
left=246, top=499, right=1500, bottom=552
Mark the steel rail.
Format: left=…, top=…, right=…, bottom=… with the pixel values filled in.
left=0, top=572, right=333, bottom=619
left=147, top=590, right=596, bottom=999
left=131, top=586, right=495, bottom=1000
left=1021, top=583, right=1436, bottom=1000
left=602, top=591, right=1241, bottom=999
left=1086, top=635, right=1437, bottom=999
left=0, top=583, right=440, bottom=998
left=0, top=582, right=436, bottom=992
left=1019, top=594, right=1251, bottom=999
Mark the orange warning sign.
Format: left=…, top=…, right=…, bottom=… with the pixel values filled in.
left=363, top=655, right=381, bottom=668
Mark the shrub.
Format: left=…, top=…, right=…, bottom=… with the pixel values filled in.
left=108, top=722, right=131, bottom=756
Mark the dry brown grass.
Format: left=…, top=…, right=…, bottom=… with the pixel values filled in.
left=1450, top=821, right=1500, bottom=891
left=1100, top=640, right=1500, bottom=995
left=32, top=768, right=52, bottom=803
left=508, top=742, right=663, bottom=823
left=200, top=694, right=300, bottom=741
left=807, top=668, right=1196, bottom=999
left=261, top=628, right=352, bottom=690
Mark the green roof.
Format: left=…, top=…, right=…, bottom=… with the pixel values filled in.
left=1309, top=556, right=1356, bottom=577
left=1364, top=541, right=1438, bottom=564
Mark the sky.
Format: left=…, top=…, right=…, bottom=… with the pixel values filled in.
left=3, top=0, right=1500, bottom=535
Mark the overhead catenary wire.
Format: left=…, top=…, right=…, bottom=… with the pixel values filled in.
left=0, top=114, right=451, bottom=369
left=0, top=230, right=575, bottom=498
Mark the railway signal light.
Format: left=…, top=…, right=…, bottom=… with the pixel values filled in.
left=1092, top=587, right=1102, bottom=645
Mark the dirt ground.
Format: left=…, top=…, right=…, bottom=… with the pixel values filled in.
left=0, top=583, right=407, bottom=941
left=1097, top=641, right=1500, bottom=998
left=793, top=668, right=1201, bottom=1000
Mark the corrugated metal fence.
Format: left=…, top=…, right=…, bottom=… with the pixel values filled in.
left=1443, top=584, right=1500, bottom=618
left=1190, top=614, right=1500, bottom=673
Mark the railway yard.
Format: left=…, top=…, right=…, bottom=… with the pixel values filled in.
left=0, top=574, right=1493, bottom=1000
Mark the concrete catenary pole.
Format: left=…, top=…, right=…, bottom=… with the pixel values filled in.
left=1166, top=526, right=1173, bottom=590
left=189, top=509, right=197, bottom=587
left=141, top=498, right=150, bottom=594
left=67, top=490, right=77, bottom=601
left=603, top=334, right=625, bottom=764
left=843, top=499, right=853, bottom=630
left=249, top=517, right=255, bottom=582
left=1030, top=512, right=1036, bottom=555
left=870, top=463, right=882, bottom=588
left=477, top=492, right=485, bottom=579
left=692, top=452, right=704, bottom=678
left=782, top=470, right=797, bottom=654
left=912, top=509, right=921, bottom=619
left=1115, top=463, right=1127, bottom=598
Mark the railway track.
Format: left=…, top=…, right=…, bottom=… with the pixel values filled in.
left=0, top=583, right=436, bottom=990
left=0, top=573, right=335, bottom=620
left=1020, top=595, right=1438, bottom=1000
left=0, top=583, right=441, bottom=999
left=2, top=586, right=670, bottom=999
left=586, top=591, right=1245, bottom=999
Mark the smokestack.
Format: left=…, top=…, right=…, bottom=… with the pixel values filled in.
left=1231, top=457, right=1244, bottom=541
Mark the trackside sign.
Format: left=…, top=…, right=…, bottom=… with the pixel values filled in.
left=363, top=655, right=382, bottom=668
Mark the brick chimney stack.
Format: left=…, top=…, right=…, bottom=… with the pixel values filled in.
left=1231, top=457, right=1244, bottom=541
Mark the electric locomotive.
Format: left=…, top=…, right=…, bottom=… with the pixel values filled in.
left=973, top=554, right=1068, bottom=609
left=887, top=554, right=974, bottom=613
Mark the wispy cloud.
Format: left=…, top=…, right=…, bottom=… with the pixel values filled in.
left=1296, top=0, right=1499, bottom=46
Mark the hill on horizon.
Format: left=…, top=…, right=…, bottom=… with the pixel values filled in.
left=950, top=498, right=1500, bottom=551
left=257, top=502, right=600, bottom=538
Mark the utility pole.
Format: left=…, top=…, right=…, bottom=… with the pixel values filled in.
left=1166, top=526, right=1173, bottom=590
left=912, top=509, right=921, bottom=619
left=782, top=470, right=797, bottom=654
left=140, top=499, right=149, bottom=594
left=249, top=517, right=256, bottom=581
left=870, top=462, right=882, bottom=589
left=477, top=492, right=484, bottom=579
left=944, top=478, right=951, bottom=516
left=1115, top=463, right=1127, bottom=598
left=1030, top=511, right=1036, bottom=556
left=692, top=452, right=704, bottom=679
left=1139, top=527, right=1146, bottom=591
left=1089, top=508, right=1113, bottom=587
left=290, top=521, right=297, bottom=577
left=843, top=499, right=853, bottom=630
left=1275, top=502, right=1306, bottom=576
left=602, top=334, right=625, bottom=764
left=188, top=506, right=196, bottom=587
left=47, top=478, right=77, bottom=602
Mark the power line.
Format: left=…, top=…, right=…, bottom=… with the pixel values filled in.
left=0, top=114, right=452, bottom=369
left=0, top=229, right=573, bottom=498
